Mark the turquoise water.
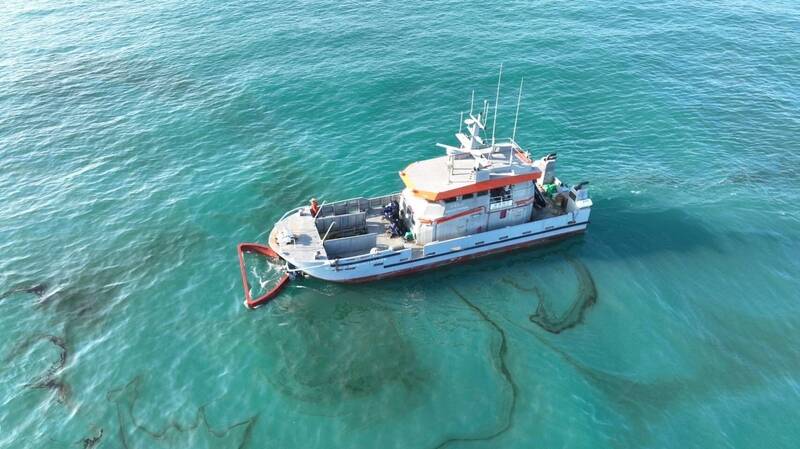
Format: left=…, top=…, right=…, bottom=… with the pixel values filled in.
left=2, top=0, right=800, bottom=447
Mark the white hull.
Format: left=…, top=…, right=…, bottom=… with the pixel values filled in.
left=284, top=207, right=590, bottom=283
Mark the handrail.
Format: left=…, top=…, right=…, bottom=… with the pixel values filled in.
left=278, top=206, right=304, bottom=222
left=313, top=200, right=326, bottom=218
left=318, top=193, right=401, bottom=210
left=489, top=194, right=512, bottom=203
left=321, top=221, right=337, bottom=242
left=284, top=263, right=327, bottom=272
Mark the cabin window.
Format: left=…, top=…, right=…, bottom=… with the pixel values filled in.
left=443, top=197, right=457, bottom=204
left=490, top=186, right=511, bottom=201
left=488, top=186, right=513, bottom=211
left=461, top=193, right=474, bottom=200
left=490, top=187, right=506, bottom=197
left=476, top=191, right=488, bottom=197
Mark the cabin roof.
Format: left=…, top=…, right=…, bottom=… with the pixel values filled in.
left=399, top=144, right=541, bottom=201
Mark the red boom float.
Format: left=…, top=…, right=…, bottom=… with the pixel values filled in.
left=236, top=243, right=290, bottom=309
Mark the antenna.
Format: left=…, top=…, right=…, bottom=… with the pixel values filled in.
left=469, top=90, right=475, bottom=116
left=459, top=111, right=463, bottom=134
left=491, top=63, right=503, bottom=148
left=512, top=77, right=524, bottom=142
left=482, top=100, right=489, bottom=125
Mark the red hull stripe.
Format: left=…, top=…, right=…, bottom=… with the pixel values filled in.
left=429, top=206, right=484, bottom=224
left=419, top=197, right=535, bottom=225
left=383, top=221, right=588, bottom=269
left=337, top=228, right=586, bottom=283
left=331, top=221, right=588, bottom=270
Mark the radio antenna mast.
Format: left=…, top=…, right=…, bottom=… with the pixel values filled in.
left=512, top=77, right=524, bottom=142
left=491, top=63, right=503, bottom=149
left=469, top=90, right=475, bottom=116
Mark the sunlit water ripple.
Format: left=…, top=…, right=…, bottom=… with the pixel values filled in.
left=1, top=1, right=799, bottom=448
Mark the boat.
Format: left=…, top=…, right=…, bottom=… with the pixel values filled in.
left=237, top=78, right=592, bottom=306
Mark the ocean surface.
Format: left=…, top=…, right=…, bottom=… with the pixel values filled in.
left=2, top=1, right=799, bottom=448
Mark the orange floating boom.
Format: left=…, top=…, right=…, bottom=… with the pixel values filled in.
left=236, top=243, right=290, bottom=309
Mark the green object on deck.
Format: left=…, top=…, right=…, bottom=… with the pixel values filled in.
left=544, top=183, right=558, bottom=196
left=404, top=231, right=414, bottom=241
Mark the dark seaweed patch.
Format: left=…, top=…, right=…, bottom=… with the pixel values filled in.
left=262, top=300, right=427, bottom=407
left=524, top=329, right=679, bottom=447
left=525, top=312, right=800, bottom=448
left=0, top=282, right=48, bottom=300
left=107, top=376, right=258, bottom=449
left=24, top=283, right=48, bottom=297
left=81, top=428, right=103, bottom=449
left=432, top=289, right=518, bottom=449
left=5, top=333, right=70, bottom=404
left=502, top=257, right=800, bottom=447
left=527, top=257, right=598, bottom=333
left=1, top=275, right=122, bottom=411
left=429, top=257, right=595, bottom=447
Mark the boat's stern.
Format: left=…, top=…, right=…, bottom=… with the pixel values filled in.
left=268, top=207, right=329, bottom=270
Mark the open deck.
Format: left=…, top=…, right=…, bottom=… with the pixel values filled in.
left=269, top=209, right=327, bottom=264
left=270, top=194, right=422, bottom=264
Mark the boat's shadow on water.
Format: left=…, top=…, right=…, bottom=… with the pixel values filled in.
left=582, top=196, right=723, bottom=259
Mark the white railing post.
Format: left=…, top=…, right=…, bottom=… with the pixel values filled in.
left=322, top=222, right=336, bottom=242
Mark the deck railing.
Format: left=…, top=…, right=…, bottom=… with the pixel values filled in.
left=489, top=194, right=513, bottom=211
left=315, top=193, right=401, bottom=218
left=314, top=211, right=367, bottom=237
